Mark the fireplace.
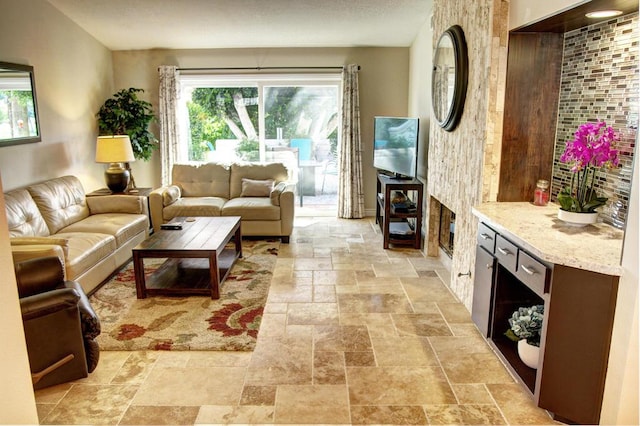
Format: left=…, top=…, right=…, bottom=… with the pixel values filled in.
left=427, top=197, right=456, bottom=258
left=439, top=203, right=455, bottom=257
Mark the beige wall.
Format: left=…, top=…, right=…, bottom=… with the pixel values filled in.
left=408, top=4, right=434, bottom=183
left=0, top=175, right=38, bottom=423
left=111, top=47, right=410, bottom=212
left=0, top=0, right=114, bottom=421
left=0, top=0, right=114, bottom=192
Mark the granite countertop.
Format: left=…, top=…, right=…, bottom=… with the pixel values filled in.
left=472, top=202, right=624, bottom=276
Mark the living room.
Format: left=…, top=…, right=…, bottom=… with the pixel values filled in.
left=0, top=0, right=638, bottom=425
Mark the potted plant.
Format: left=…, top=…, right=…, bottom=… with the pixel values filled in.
left=97, top=88, right=158, bottom=161
left=557, top=121, right=619, bottom=226
left=505, top=304, right=544, bottom=369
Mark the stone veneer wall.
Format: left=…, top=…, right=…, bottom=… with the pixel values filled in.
left=551, top=13, right=638, bottom=227
left=428, top=0, right=508, bottom=310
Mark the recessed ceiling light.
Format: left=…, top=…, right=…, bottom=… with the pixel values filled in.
left=585, top=10, right=623, bottom=19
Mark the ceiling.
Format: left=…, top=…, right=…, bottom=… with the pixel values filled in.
left=45, top=0, right=432, bottom=51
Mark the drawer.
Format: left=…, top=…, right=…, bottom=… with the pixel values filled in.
left=495, top=234, right=518, bottom=273
left=515, top=250, right=549, bottom=298
left=477, top=222, right=497, bottom=253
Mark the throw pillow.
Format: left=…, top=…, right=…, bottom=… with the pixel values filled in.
left=270, top=181, right=288, bottom=206
left=163, top=185, right=182, bottom=206
left=241, top=178, right=274, bottom=197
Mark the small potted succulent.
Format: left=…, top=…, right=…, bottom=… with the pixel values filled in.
left=505, top=304, right=544, bottom=369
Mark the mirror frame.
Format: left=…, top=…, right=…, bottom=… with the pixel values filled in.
left=432, top=25, right=468, bottom=132
left=0, top=61, right=42, bottom=146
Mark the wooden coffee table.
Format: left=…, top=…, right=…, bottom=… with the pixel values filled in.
left=132, top=216, right=242, bottom=299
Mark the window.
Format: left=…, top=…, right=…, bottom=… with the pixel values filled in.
left=178, top=73, right=341, bottom=166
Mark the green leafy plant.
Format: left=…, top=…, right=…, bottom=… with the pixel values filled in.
left=557, top=121, right=619, bottom=213
left=505, top=305, right=544, bottom=347
left=97, top=88, right=158, bottom=161
left=236, top=138, right=259, bottom=161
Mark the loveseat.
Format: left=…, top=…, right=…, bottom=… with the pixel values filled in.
left=5, top=175, right=149, bottom=294
left=149, top=162, right=295, bottom=242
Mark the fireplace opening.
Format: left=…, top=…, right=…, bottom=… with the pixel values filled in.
left=439, top=203, right=455, bottom=257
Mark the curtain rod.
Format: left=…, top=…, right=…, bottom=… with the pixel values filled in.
left=176, top=65, right=360, bottom=71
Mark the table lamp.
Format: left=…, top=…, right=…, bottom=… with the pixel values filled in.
left=95, top=135, right=136, bottom=193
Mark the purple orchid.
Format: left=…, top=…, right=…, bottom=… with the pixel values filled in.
left=558, top=121, right=620, bottom=213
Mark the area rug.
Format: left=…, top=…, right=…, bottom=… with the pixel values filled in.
left=89, top=239, right=279, bottom=351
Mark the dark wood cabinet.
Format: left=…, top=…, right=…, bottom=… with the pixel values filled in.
left=375, top=174, right=423, bottom=249
left=472, top=245, right=495, bottom=337
left=473, top=222, right=619, bottom=425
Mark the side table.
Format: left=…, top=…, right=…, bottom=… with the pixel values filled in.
left=86, top=187, right=153, bottom=231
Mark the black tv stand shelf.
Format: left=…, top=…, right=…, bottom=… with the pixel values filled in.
left=375, top=173, right=423, bottom=249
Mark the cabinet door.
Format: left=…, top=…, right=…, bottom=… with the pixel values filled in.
left=472, top=245, right=496, bottom=337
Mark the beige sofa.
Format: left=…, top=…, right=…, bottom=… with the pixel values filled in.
left=149, top=162, right=295, bottom=242
left=5, top=176, right=149, bottom=294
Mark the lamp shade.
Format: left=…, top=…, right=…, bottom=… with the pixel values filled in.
left=95, top=135, right=135, bottom=163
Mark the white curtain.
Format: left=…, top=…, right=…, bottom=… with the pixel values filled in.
left=158, top=65, right=180, bottom=186
left=338, top=64, right=365, bottom=218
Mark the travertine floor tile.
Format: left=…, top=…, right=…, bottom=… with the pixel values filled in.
left=440, top=352, right=515, bottom=384
left=314, top=324, right=372, bottom=351
left=195, top=405, right=275, bottom=424
left=132, top=367, right=245, bottom=405
left=287, top=302, right=340, bottom=325
left=313, top=351, right=346, bottom=384
left=347, top=366, right=456, bottom=405
left=313, top=269, right=357, bottom=285
left=424, top=403, right=507, bottom=425
left=371, top=336, right=439, bottom=366
left=119, top=405, right=200, bottom=425
left=338, top=293, right=413, bottom=313
left=240, top=385, right=277, bottom=406
left=392, top=313, right=454, bottom=336
left=488, top=383, right=561, bottom=425
left=41, top=384, right=139, bottom=425
left=275, top=384, right=350, bottom=424
left=246, top=334, right=313, bottom=386
left=293, top=257, right=333, bottom=271
left=111, top=351, right=160, bottom=384
left=451, top=383, right=495, bottom=403
left=350, top=405, right=428, bottom=425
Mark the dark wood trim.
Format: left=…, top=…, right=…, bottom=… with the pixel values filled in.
left=498, top=33, right=563, bottom=202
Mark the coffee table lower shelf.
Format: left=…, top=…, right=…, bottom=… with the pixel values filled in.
left=140, top=248, right=240, bottom=298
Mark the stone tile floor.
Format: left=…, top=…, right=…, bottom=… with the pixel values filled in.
left=34, top=217, right=560, bottom=425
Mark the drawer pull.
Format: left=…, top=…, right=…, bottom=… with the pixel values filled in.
left=521, top=265, right=536, bottom=275
left=480, top=233, right=493, bottom=241
left=497, top=247, right=512, bottom=256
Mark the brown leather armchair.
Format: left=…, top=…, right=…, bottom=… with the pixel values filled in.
left=14, top=256, right=101, bottom=389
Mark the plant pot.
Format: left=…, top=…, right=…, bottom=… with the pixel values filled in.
left=557, top=209, right=598, bottom=227
left=517, top=339, right=540, bottom=369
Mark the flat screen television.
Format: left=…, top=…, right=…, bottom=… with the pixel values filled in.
left=373, top=116, right=419, bottom=179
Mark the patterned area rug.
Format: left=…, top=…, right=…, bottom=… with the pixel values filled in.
left=90, top=240, right=278, bottom=351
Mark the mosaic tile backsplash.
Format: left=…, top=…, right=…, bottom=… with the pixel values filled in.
left=552, top=13, right=638, bottom=228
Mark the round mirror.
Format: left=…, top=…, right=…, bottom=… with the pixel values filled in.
left=432, top=25, right=468, bottom=131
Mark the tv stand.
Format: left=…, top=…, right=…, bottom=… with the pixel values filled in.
left=375, top=173, right=423, bottom=249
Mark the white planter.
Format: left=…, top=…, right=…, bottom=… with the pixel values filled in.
left=517, top=339, right=540, bottom=369
left=557, top=209, right=598, bottom=227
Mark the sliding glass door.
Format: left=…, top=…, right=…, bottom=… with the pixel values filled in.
left=179, top=74, right=341, bottom=210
